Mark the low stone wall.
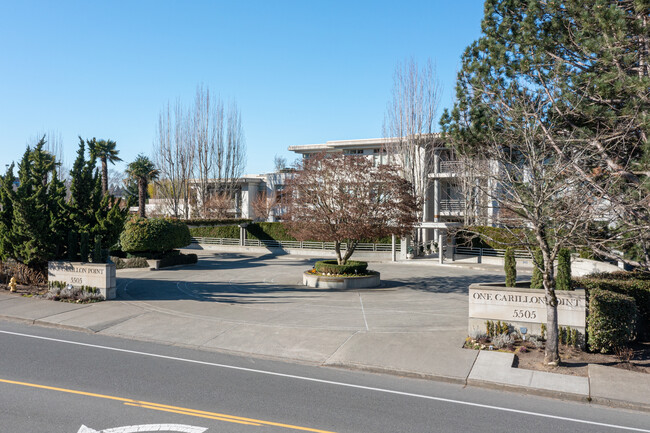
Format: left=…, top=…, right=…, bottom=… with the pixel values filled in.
left=468, top=282, right=586, bottom=343
left=455, top=253, right=619, bottom=276
left=303, top=271, right=381, bottom=289
left=47, top=261, right=117, bottom=300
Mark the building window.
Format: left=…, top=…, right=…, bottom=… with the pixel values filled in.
left=344, top=149, right=364, bottom=155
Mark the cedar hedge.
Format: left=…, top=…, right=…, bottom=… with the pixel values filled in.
left=576, top=271, right=650, bottom=338
left=189, top=222, right=393, bottom=244
left=587, top=288, right=637, bottom=353
left=120, top=217, right=191, bottom=254
left=315, top=260, right=368, bottom=275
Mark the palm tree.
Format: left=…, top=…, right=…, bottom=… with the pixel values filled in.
left=89, top=139, right=122, bottom=195
left=125, top=155, right=159, bottom=218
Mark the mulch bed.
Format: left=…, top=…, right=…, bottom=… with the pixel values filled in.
left=465, top=338, right=650, bottom=376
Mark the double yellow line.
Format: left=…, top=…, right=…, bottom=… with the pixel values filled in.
left=0, top=378, right=336, bottom=433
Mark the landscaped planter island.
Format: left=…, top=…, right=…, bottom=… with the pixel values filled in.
left=302, top=260, right=381, bottom=289
left=303, top=270, right=381, bottom=289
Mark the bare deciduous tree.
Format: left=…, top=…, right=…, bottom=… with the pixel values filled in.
left=251, top=191, right=278, bottom=222
left=285, top=153, right=418, bottom=264
left=193, top=85, right=246, bottom=218
left=383, top=58, right=441, bottom=245
left=154, top=100, right=195, bottom=218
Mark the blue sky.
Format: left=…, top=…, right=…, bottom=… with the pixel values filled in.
left=0, top=0, right=485, bottom=175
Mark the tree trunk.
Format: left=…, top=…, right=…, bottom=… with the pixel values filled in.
left=334, top=241, right=343, bottom=265
left=138, top=178, right=146, bottom=218
left=101, top=158, right=108, bottom=195
left=342, top=240, right=358, bottom=263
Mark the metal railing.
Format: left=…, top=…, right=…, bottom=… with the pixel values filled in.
left=439, top=161, right=464, bottom=173
left=454, top=246, right=532, bottom=259
left=190, top=237, right=400, bottom=252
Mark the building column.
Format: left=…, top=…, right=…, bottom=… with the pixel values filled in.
left=438, top=231, right=445, bottom=265
left=391, top=234, right=396, bottom=262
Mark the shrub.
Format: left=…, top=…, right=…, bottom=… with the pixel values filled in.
left=190, top=225, right=241, bottom=239
left=531, top=249, right=543, bottom=289
left=455, top=226, right=528, bottom=249
left=556, top=248, right=571, bottom=291
left=159, top=253, right=198, bottom=268
left=120, top=217, right=191, bottom=255
left=247, top=222, right=296, bottom=241
left=576, top=271, right=650, bottom=339
left=68, top=231, right=78, bottom=261
left=92, top=235, right=103, bottom=263
left=504, top=248, right=516, bottom=287
left=587, top=288, right=637, bottom=353
left=80, top=232, right=90, bottom=262
left=492, top=332, right=515, bottom=349
left=314, top=260, right=368, bottom=275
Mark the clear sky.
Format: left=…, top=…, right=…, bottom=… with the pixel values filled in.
left=0, top=0, right=485, bottom=176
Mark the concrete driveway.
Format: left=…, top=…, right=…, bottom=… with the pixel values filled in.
left=103, top=251, right=504, bottom=381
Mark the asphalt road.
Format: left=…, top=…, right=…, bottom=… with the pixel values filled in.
left=0, top=321, right=648, bottom=433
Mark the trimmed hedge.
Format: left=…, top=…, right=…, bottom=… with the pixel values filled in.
left=110, top=256, right=149, bottom=269
left=576, top=271, right=650, bottom=338
left=159, top=253, right=198, bottom=268
left=504, top=248, right=516, bottom=287
left=190, top=225, right=240, bottom=239
left=183, top=218, right=252, bottom=226
left=190, top=222, right=393, bottom=244
left=455, top=226, right=529, bottom=249
left=556, top=248, right=571, bottom=291
left=587, top=288, right=637, bottom=353
left=120, top=218, right=191, bottom=254
left=247, top=222, right=296, bottom=241
left=315, top=260, right=368, bottom=275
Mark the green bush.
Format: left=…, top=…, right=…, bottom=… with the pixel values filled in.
left=455, top=226, right=528, bottom=249
left=190, top=222, right=393, bottom=243
left=68, top=231, right=78, bottom=261
left=314, top=260, right=368, bottom=275
left=587, top=288, right=637, bottom=353
left=190, top=225, right=240, bottom=239
left=247, top=222, right=296, bottom=241
left=531, top=249, right=543, bottom=289
left=504, top=248, right=516, bottom=287
left=556, top=248, right=571, bottom=291
left=80, top=232, right=90, bottom=262
left=120, top=217, right=191, bottom=254
left=576, top=271, right=650, bottom=338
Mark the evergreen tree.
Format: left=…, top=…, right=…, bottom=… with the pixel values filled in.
left=504, top=248, right=517, bottom=287
left=12, top=141, right=58, bottom=265
left=531, top=249, right=543, bottom=289
left=0, top=164, right=16, bottom=260
left=556, top=248, right=572, bottom=291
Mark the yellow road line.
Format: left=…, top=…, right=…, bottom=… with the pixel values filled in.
left=0, top=378, right=337, bottom=433
left=122, top=403, right=262, bottom=426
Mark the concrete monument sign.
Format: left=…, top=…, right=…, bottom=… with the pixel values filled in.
left=468, top=282, right=586, bottom=338
left=48, top=261, right=117, bottom=300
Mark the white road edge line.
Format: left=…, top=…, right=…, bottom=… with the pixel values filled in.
left=0, top=329, right=648, bottom=433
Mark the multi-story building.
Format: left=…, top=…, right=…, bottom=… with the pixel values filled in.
left=288, top=136, right=491, bottom=261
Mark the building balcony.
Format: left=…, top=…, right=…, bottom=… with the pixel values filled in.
left=429, top=160, right=489, bottom=178
left=439, top=199, right=465, bottom=215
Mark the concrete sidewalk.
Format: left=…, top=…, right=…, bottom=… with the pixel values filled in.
left=1, top=252, right=648, bottom=412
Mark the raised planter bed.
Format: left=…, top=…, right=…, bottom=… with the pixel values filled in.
left=303, top=271, right=381, bottom=289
